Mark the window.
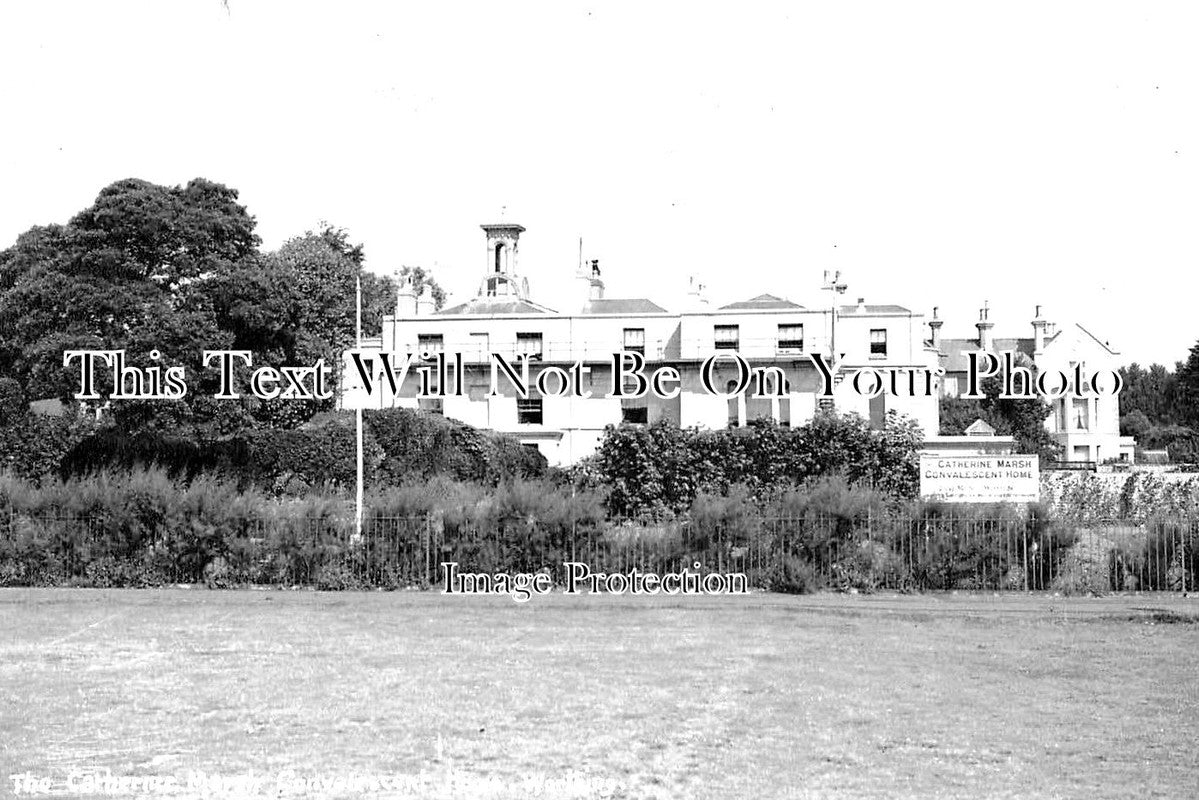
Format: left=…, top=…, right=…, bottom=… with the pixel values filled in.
left=623, top=327, right=646, bottom=355
left=869, top=329, right=887, bottom=356
left=417, top=334, right=444, bottom=356
left=517, top=397, right=543, bottom=424
left=516, top=332, right=543, bottom=360
left=777, top=324, right=804, bottom=351
left=417, top=397, right=444, bottom=415
left=494, top=243, right=504, bottom=273
left=621, top=405, right=648, bottom=424
left=1072, top=398, right=1090, bottom=431
left=714, top=325, right=740, bottom=351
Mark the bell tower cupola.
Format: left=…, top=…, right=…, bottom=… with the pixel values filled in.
left=478, top=223, right=529, bottom=300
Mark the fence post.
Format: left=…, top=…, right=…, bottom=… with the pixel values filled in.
left=1022, top=523, right=1030, bottom=592
left=1180, top=520, right=1187, bottom=595
left=423, top=516, right=430, bottom=587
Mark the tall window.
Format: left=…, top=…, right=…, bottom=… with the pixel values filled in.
left=777, top=324, right=804, bottom=351
left=715, top=325, right=740, bottom=350
left=870, top=329, right=887, bottom=356
left=516, top=332, right=543, bottom=360
left=622, top=327, right=646, bottom=355
left=1072, top=398, right=1090, bottom=431
left=494, top=243, right=504, bottom=273
left=517, top=397, right=543, bottom=424
left=417, top=334, right=444, bottom=356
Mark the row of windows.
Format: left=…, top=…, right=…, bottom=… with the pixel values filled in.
left=425, top=397, right=801, bottom=428
left=414, top=325, right=889, bottom=357
left=425, top=396, right=642, bottom=426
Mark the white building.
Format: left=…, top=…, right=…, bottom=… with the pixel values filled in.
left=345, top=223, right=941, bottom=466
left=931, top=305, right=1135, bottom=464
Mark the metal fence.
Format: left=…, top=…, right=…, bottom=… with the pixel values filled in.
left=0, top=510, right=1194, bottom=593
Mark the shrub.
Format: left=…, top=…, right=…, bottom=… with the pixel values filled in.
left=246, top=411, right=383, bottom=495
left=593, top=412, right=924, bottom=518
left=1111, top=519, right=1199, bottom=591
left=772, top=556, right=821, bottom=594
left=365, top=407, right=545, bottom=487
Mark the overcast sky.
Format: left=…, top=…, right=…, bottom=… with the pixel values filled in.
left=2, top=1, right=1196, bottom=365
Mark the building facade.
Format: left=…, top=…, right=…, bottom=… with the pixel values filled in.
left=343, top=223, right=941, bottom=466
left=931, top=305, right=1135, bottom=464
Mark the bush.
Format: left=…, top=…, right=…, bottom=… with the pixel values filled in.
left=593, top=411, right=924, bottom=518
left=772, top=556, right=821, bottom=594
left=366, top=407, right=545, bottom=487
left=888, top=502, right=1075, bottom=590
left=1110, top=519, right=1199, bottom=591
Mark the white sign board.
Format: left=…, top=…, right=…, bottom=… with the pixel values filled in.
left=919, top=455, right=1040, bottom=503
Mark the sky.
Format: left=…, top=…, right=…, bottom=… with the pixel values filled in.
left=1, top=1, right=1196, bottom=366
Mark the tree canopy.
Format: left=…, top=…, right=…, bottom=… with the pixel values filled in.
left=0, top=177, right=443, bottom=469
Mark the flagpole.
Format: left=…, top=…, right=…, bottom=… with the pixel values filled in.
left=355, top=275, right=364, bottom=541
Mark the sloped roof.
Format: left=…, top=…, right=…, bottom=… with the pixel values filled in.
left=939, top=337, right=1036, bottom=373
left=583, top=298, right=668, bottom=314
left=964, top=418, right=997, bottom=436
left=839, top=303, right=911, bottom=315
left=720, top=294, right=804, bottom=311
left=437, top=298, right=556, bottom=315
left=1075, top=323, right=1118, bottom=355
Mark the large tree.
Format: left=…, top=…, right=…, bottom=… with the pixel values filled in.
left=0, top=177, right=456, bottom=475
left=939, top=357, right=1060, bottom=462
left=1174, top=342, right=1199, bottom=429
left=0, top=179, right=259, bottom=416
left=1118, top=362, right=1181, bottom=426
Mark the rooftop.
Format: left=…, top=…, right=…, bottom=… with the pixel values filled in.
left=720, top=294, right=804, bottom=311
left=839, top=303, right=912, bottom=315
left=437, top=298, right=556, bottom=316
left=582, top=298, right=668, bottom=314
left=938, top=337, right=1038, bottom=372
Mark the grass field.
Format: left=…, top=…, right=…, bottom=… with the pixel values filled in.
left=1, top=589, right=1198, bottom=799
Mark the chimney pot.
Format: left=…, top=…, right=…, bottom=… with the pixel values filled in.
left=976, top=306, right=994, bottom=350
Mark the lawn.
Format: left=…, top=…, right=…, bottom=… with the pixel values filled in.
left=1, top=589, right=1197, bottom=799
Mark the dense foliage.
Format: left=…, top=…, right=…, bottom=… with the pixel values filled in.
left=588, top=412, right=923, bottom=517
left=0, top=469, right=1097, bottom=593
left=1118, top=356, right=1199, bottom=462
left=939, top=369, right=1060, bottom=462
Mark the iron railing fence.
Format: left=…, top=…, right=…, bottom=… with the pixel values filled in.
left=0, top=510, right=1194, bottom=593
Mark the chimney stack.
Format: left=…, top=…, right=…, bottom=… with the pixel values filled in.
left=576, top=256, right=605, bottom=309
left=928, top=306, right=943, bottom=349
left=588, top=260, right=604, bottom=300
left=1032, top=304, right=1049, bottom=354
left=976, top=305, right=994, bottom=351
left=396, top=273, right=418, bottom=318
left=416, top=285, right=435, bottom=317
